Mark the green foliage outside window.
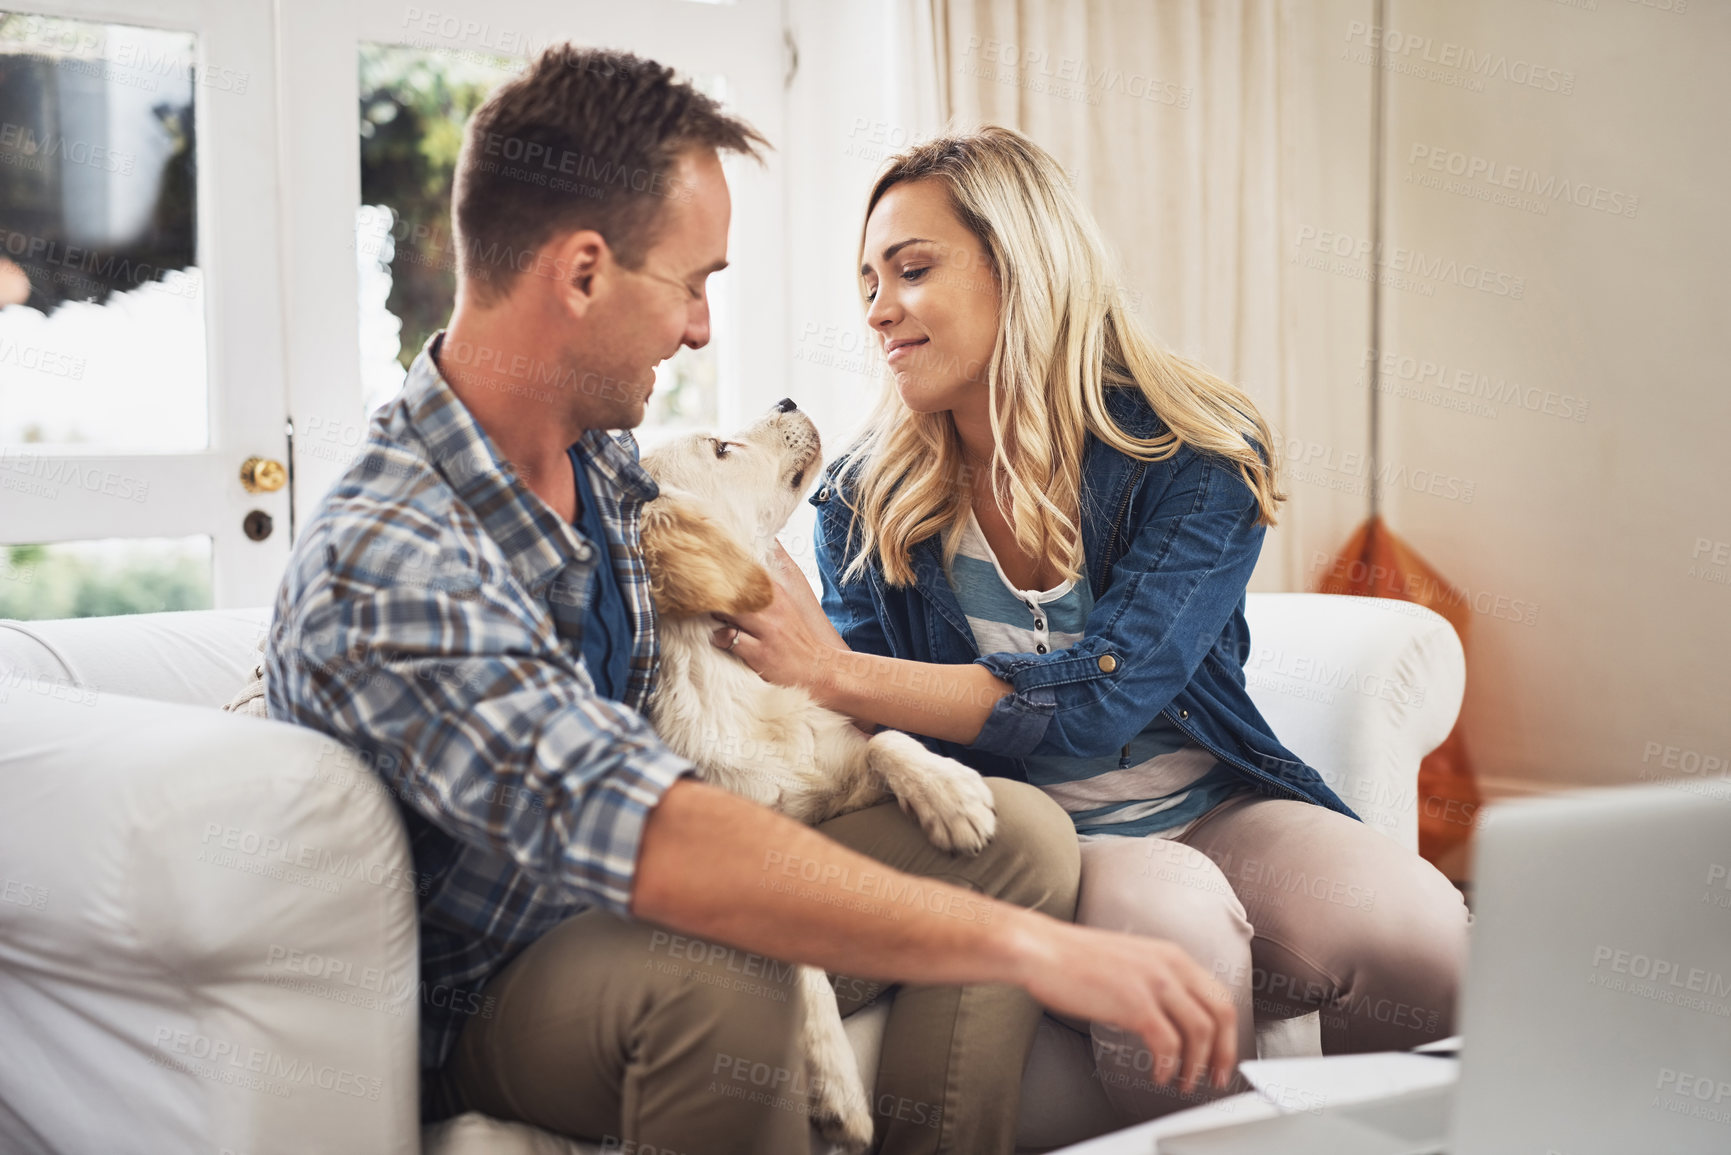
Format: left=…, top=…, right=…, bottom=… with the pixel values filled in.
left=359, top=44, right=514, bottom=372
left=0, top=541, right=211, bottom=620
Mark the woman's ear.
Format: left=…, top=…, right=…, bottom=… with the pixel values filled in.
left=639, top=489, right=775, bottom=618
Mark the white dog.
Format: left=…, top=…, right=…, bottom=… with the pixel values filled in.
left=639, top=398, right=998, bottom=1152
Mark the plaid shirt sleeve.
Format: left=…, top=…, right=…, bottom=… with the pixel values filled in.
left=267, top=505, right=695, bottom=916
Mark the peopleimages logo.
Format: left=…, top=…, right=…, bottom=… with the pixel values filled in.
left=196, top=823, right=429, bottom=896
left=0, top=337, right=86, bottom=380
left=1343, top=21, right=1576, bottom=94
left=1590, top=945, right=1731, bottom=999
left=0, top=448, right=149, bottom=502
left=0, top=227, right=201, bottom=299
left=1291, top=226, right=1525, bottom=299
left=1360, top=348, right=1590, bottom=424
left=1408, top=145, right=1639, bottom=219
left=150, top=1028, right=382, bottom=1100
left=0, top=122, right=134, bottom=175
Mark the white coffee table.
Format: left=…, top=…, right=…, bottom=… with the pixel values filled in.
left=1048, top=1052, right=1460, bottom=1154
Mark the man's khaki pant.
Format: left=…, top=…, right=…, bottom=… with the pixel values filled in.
left=438, top=779, right=1080, bottom=1155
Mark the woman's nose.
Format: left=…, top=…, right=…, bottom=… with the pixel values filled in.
left=866, top=288, right=897, bottom=329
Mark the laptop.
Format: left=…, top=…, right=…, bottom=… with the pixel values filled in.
left=1161, top=779, right=1731, bottom=1155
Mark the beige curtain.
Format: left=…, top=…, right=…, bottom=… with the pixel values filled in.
left=932, top=0, right=1359, bottom=588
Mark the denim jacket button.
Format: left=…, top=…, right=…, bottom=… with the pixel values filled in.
left=1179, top=708, right=1190, bottom=719
left=1097, top=654, right=1118, bottom=673
left=813, top=484, right=831, bottom=504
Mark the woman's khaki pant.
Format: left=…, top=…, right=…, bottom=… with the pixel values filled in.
left=1074, top=791, right=1471, bottom=1124
left=438, top=779, right=1080, bottom=1155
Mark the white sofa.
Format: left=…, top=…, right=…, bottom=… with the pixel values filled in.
left=0, top=594, right=1463, bottom=1155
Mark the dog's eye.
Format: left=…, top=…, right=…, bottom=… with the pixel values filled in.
left=709, top=437, right=730, bottom=459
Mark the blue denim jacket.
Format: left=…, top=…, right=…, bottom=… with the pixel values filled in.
left=809, top=385, right=1359, bottom=821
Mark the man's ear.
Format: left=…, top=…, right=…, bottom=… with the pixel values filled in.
left=639, top=489, right=774, bottom=618
left=547, top=229, right=609, bottom=316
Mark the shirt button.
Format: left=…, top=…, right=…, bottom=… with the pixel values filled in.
left=574, top=543, right=593, bottom=561
left=1097, top=654, right=1118, bottom=673
left=1036, top=644, right=1048, bottom=654
left=1034, top=618, right=1045, bottom=630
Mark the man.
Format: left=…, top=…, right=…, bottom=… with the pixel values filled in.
left=266, top=44, right=1234, bottom=1155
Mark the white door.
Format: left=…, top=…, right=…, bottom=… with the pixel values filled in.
left=274, top=0, right=788, bottom=516
left=0, top=0, right=291, bottom=612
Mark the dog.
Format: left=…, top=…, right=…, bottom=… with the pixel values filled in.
left=638, top=398, right=998, bottom=1152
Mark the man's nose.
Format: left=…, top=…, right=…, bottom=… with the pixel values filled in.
left=683, top=297, right=712, bottom=350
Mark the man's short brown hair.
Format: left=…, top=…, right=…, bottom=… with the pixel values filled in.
left=452, top=45, right=767, bottom=304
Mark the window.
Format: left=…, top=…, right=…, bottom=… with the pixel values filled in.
left=354, top=43, right=724, bottom=431
left=0, top=13, right=205, bottom=452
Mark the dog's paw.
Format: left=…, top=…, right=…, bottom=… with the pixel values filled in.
left=868, top=737, right=996, bottom=855
left=866, top=730, right=998, bottom=854
left=901, top=756, right=998, bottom=854
left=810, top=1059, right=874, bottom=1153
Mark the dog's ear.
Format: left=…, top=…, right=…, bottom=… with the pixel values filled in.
left=639, top=489, right=775, bottom=618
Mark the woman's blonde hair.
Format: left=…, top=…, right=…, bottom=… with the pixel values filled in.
left=839, top=126, right=1284, bottom=588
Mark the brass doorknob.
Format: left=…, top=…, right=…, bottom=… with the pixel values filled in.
left=240, top=456, right=287, bottom=493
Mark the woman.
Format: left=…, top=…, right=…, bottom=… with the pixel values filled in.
left=715, top=126, right=1469, bottom=1124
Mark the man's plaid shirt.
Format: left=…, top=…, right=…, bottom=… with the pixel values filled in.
left=265, top=333, right=695, bottom=1090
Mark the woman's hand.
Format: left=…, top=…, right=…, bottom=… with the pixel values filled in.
left=769, top=540, right=849, bottom=650
left=714, top=542, right=1002, bottom=741
left=711, top=541, right=850, bottom=694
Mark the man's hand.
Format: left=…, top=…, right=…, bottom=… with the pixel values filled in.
left=1009, top=915, right=1238, bottom=1095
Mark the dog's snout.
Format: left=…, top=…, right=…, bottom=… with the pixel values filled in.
left=774, top=397, right=798, bottom=413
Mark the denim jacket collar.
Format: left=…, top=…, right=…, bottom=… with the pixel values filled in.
left=889, top=386, right=1160, bottom=655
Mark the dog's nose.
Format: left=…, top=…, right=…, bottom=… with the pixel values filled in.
left=774, top=397, right=798, bottom=412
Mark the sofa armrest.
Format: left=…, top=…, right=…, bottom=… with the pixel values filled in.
left=0, top=607, right=271, bottom=709
left=0, top=690, right=420, bottom=1154
left=1242, top=594, right=1466, bottom=850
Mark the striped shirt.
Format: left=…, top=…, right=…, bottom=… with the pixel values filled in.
left=948, top=508, right=1246, bottom=839
left=264, top=332, right=695, bottom=1096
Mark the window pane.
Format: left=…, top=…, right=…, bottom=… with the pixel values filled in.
left=356, top=43, right=517, bottom=414
left=355, top=42, right=721, bottom=431
left=0, top=535, right=212, bottom=620
left=0, top=13, right=206, bottom=452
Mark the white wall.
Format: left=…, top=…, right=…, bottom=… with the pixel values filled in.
left=1366, top=0, right=1730, bottom=791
